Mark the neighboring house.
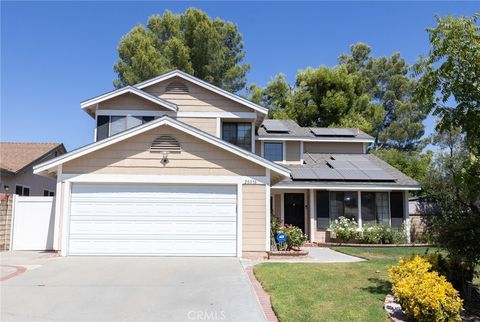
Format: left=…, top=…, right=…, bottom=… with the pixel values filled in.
left=1, top=142, right=66, bottom=196
left=33, top=70, right=420, bottom=257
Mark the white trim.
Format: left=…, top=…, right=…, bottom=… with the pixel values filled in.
left=237, top=183, right=243, bottom=257
left=256, top=137, right=374, bottom=143
left=404, top=191, right=411, bottom=243
left=216, top=117, right=221, bottom=138
left=260, top=141, right=264, bottom=157
left=9, top=194, right=17, bottom=250
left=135, top=70, right=268, bottom=115
left=94, top=114, right=98, bottom=142
left=357, top=191, right=362, bottom=229
left=81, top=86, right=177, bottom=111
left=251, top=121, right=255, bottom=154
left=282, top=141, right=286, bottom=163
left=265, top=169, right=271, bottom=251
left=95, top=110, right=257, bottom=119
left=34, top=116, right=290, bottom=178
left=61, top=181, right=71, bottom=256
left=53, top=165, right=62, bottom=250
left=272, top=184, right=421, bottom=191
left=280, top=193, right=285, bottom=224
left=363, top=143, right=367, bottom=153
left=309, top=189, right=315, bottom=242
left=61, top=174, right=270, bottom=185
left=300, top=141, right=304, bottom=164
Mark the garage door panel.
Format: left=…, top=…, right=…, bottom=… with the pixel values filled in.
left=69, top=239, right=236, bottom=256
left=70, top=221, right=236, bottom=235
left=69, top=184, right=238, bottom=256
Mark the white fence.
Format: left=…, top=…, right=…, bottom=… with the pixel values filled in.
left=11, top=196, right=55, bottom=250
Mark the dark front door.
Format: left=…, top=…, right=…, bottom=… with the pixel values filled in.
left=284, top=193, right=305, bottom=232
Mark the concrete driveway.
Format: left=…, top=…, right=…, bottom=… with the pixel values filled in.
left=1, top=252, right=266, bottom=322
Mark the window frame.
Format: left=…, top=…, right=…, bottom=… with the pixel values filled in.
left=43, top=190, right=55, bottom=197
left=97, top=115, right=155, bottom=140
left=15, top=184, right=30, bottom=196
left=263, top=142, right=284, bottom=162
left=221, top=122, right=253, bottom=151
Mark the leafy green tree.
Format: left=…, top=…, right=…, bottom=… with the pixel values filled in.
left=114, top=8, right=250, bottom=92
left=415, top=13, right=480, bottom=292
left=371, top=149, right=432, bottom=183
left=414, top=14, right=480, bottom=154
left=339, top=43, right=427, bottom=151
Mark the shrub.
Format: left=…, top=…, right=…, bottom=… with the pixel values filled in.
left=276, top=224, right=308, bottom=250
left=388, top=256, right=463, bottom=322
left=330, top=216, right=361, bottom=242
left=362, top=223, right=408, bottom=244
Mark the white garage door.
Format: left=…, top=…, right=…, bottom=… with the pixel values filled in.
left=68, top=184, right=237, bottom=256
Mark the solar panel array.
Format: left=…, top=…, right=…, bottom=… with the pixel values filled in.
left=291, top=155, right=395, bottom=181
left=262, top=120, right=289, bottom=133
left=310, top=128, right=357, bottom=137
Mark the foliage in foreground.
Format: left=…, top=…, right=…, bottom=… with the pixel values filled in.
left=389, top=256, right=463, bottom=322
left=330, top=216, right=407, bottom=244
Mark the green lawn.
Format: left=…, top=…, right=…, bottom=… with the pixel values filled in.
left=253, top=247, right=435, bottom=322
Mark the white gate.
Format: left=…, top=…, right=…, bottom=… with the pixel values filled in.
left=11, top=196, right=55, bottom=250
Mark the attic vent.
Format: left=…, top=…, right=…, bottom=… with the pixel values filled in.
left=165, top=81, right=189, bottom=94
left=150, top=135, right=181, bottom=153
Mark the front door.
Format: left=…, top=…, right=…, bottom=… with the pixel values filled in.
left=284, top=193, right=305, bottom=233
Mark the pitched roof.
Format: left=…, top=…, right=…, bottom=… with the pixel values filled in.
left=135, top=70, right=268, bottom=115
left=257, top=119, right=374, bottom=142
left=80, top=86, right=177, bottom=111
left=275, top=153, right=420, bottom=190
left=0, top=142, right=65, bottom=174
left=33, top=116, right=290, bottom=178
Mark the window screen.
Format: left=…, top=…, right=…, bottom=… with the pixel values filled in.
left=264, top=143, right=283, bottom=162
left=376, top=192, right=390, bottom=225
left=361, top=192, right=376, bottom=225
left=316, top=191, right=329, bottom=228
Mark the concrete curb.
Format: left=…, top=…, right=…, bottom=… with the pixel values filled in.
left=245, top=266, right=278, bottom=322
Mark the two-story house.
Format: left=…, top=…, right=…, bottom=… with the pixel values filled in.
left=34, top=70, right=420, bottom=257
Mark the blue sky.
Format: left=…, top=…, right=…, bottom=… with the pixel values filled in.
left=1, top=1, right=477, bottom=151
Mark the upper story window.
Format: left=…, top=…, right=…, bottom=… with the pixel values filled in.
left=222, top=123, right=252, bottom=151
left=97, top=115, right=155, bottom=141
left=263, top=142, right=283, bottom=162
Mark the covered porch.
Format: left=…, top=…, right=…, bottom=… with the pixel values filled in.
left=271, top=186, right=414, bottom=243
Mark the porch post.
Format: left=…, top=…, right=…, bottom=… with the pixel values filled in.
left=53, top=165, right=62, bottom=250
left=404, top=191, right=411, bottom=243
left=309, top=189, right=315, bottom=243
left=357, top=191, right=362, bottom=229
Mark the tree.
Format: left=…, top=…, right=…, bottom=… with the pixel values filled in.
left=114, top=8, right=250, bottom=92
left=415, top=14, right=480, bottom=292
left=339, top=43, right=427, bottom=151
left=371, top=149, right=432, bottom=183
left=414, top=14, right=480, bottom=154
left=249, top=44, right=427, bottom=151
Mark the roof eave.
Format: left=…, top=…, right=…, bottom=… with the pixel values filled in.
left=34, top=116, right=290, bottom=178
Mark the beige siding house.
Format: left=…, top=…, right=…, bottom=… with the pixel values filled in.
left=34, top=70, right=420, bottom=257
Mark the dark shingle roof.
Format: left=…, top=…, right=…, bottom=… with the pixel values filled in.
left=258, top=119, right=374, bottom=141
left=0, top=142, right=65, bottom=174
left=281, top=153, right=419, bottom=188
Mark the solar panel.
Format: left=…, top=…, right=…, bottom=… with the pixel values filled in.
left=262, top=120, right=289, bottom=133
left=331, top=154, right=367, bottom=161
left=326, top=160, right=353, bottom=169
left=312, top=168, right=343, bottom=180
left=362, top=169, right=395, bottom=181
left=290, top=168, right=318, bottom=180
left=336, top=169, right=370, bottom=180
left=310, top=128, right=356, bottom=137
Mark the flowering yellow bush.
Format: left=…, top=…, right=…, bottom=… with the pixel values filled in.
left=388, top=256, right=463, bottom=322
